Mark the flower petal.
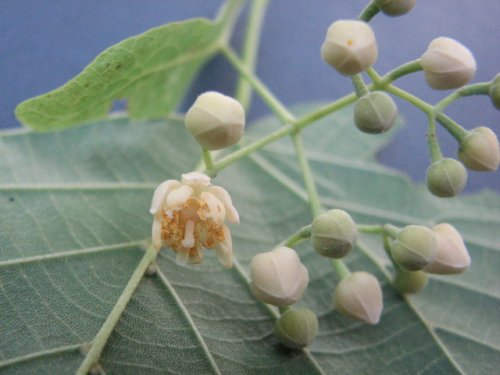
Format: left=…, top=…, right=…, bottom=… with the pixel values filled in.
left=214, top=225, right=233, bottom=268
left=150, top=179, right=180, bottom=215
left=166, top=185, right=194, bottom=209
left=200, top=191, right=226, bottom=223
left=181, top=172, right=211, bottom=187
left=152, top=217, right=162, bottom=250
left=207, top=186, right=239, bottom=224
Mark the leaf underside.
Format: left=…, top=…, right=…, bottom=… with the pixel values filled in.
left=14, top=18, right=223, bottom=131
left=0, top=107, right=499, bottom=374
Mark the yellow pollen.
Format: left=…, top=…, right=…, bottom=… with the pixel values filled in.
left=347, top=39, right=354, bottom=46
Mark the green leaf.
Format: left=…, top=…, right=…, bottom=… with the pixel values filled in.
left=15, top=18, right=225, bottom=131
left=1, top=106, right=499, bottom=374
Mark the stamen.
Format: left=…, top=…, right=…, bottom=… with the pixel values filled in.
left=182, top=220, right=195, bottom=248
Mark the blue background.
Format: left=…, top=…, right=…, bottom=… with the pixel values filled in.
left=1, top=0, right=499, bottom=192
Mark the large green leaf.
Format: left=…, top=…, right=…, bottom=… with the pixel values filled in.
left=0, top=107, right=499, bottom=374
left=14, top=16, right=227, bottom=131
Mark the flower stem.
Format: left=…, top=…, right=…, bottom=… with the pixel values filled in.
left=235, top=0, right=269, bottom=110
left=222, top=46, right=294, bottom=123
left=434, top=82, right=491, bottom=113
left=357, top=224, right=385, bottom=235
left=427, top=113, right=443, bottom=162
left=383, top=224, right=401, bottom=239
left=332, top=259, right=351, bottom=279
left=352, top=74, right=369, bottom=98
left=380, top=59, right=423, bottom=84
left=76, top=245, right=158, bottom=375
left=202, top=148, right=215, bottom=174
left=358, top=1, right=380, bottom=22
left=292, top=132, right=322, bottom=217
left=278, top=225, right=312, bottom=248
left=278, top=306, right=291, bottom=315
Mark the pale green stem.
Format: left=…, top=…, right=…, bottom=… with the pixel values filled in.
left=379, top=60, right=423, bottom=84
left=358, top=1, right=380, bottom=22
left=292, top=132, right=322, bottom=217
left=357, top=224, right=385, bottom=235
left=434, top=82, right=491, bottom=113
left=222, top=46, right=295, bottom=123
left=202, top=148, right=215, bottom=176
left=427, top=113, right=443, bottom=162
left=383, top=224, right=401, bottom=239
left=216, top=0, right=245, bottom=44
left=332, top=259, right=351, bottom=279
left=278, top=225, right=312, bottom=248
left=211, top=93, right=357, bottom=174
left=384, top=83, right=468, bottom=141
left=235, top=0, right=269, bottom=109
left=351, top=74, right=369, bottom=98
left=76, top=246, right=158, bottom=375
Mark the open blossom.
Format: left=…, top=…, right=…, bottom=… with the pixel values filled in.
left=150, top=172, right=239, bottom=268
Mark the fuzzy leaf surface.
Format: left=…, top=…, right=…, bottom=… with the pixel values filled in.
left=15, top=18, right=224, bottom=131
left=0, top=106, right=498, bottom=374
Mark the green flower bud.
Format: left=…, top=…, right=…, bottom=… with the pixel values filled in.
left=321, top=20, right=378, bottom=76
left=374, top=0, right=416, bottom=16
left=458, top=127, right=500, bottom=172
left=311, top=209, right=358, bottom=258
left=390, top=225, right=437, bottom=271
left=274, top=308, right=318, bottom=350
left=185, top=91, right=245, bottom=150
left=425, top=158, right=468, bottom=198
left=333, top=272, right=383, bottom=325
left=421, top=37, right=476, bottom=90
left=393, top=270, right=428, bottom=294
left=353, top=92, right=398, bottom=134
left=424, top=223, right=471, bottom=274
left=489, top=73, right=500, bottom=110
left=250, top=247, right=309, bottom=307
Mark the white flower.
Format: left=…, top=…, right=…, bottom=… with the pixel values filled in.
left=150, top=172, right=239, bottom=268
left=249, top=247, right=309, bottom=307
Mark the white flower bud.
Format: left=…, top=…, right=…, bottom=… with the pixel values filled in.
left=390, top=225, right=437, bottom=271
left=250, top=247, right=309, bottom=307
left=185, top=91, right=245, bottom=150
left=424, top=223, right=471, bottom=274
left=489, top=73, right=500, bottom=110
left=321, top=20, right=378, bottom=76
left=353, top=92, right=398, bottom=134
left=458, top=127, right=500, bottom=172
left=333, top=272, right=383, bottom=325
left=375, top=0, right=416, bottom=16
left=421, top=37, right=476, bottom=90
left=274, top=308, right=318, bottom=350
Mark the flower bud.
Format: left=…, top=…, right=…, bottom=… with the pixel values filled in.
left=393, top=270, right=428, bottom=294
left=421, top=37, right=476, bottom=90
left=424, top=223, right=471, bottom=274
left=425, top=158, right=467, bottom=198
left=390, top=225, right=437, bottom=271
left=321, top=20, right=378, bottom=76
left=458, top=127, right=500, bottom=172
left=311, top=209, right=358, bottom=259
left=374, top=0, right=416, bottom=16
left=274, top=308, right=318, bottom=350
left=185, top=91, right=245, bottom=150
left=353, top=92, right=398, bottom=134
left=250, top=247, right=309, bottom=307
left=489, top=73, right=500, bottom=110
left=333, top=272, right=383, bottom=324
